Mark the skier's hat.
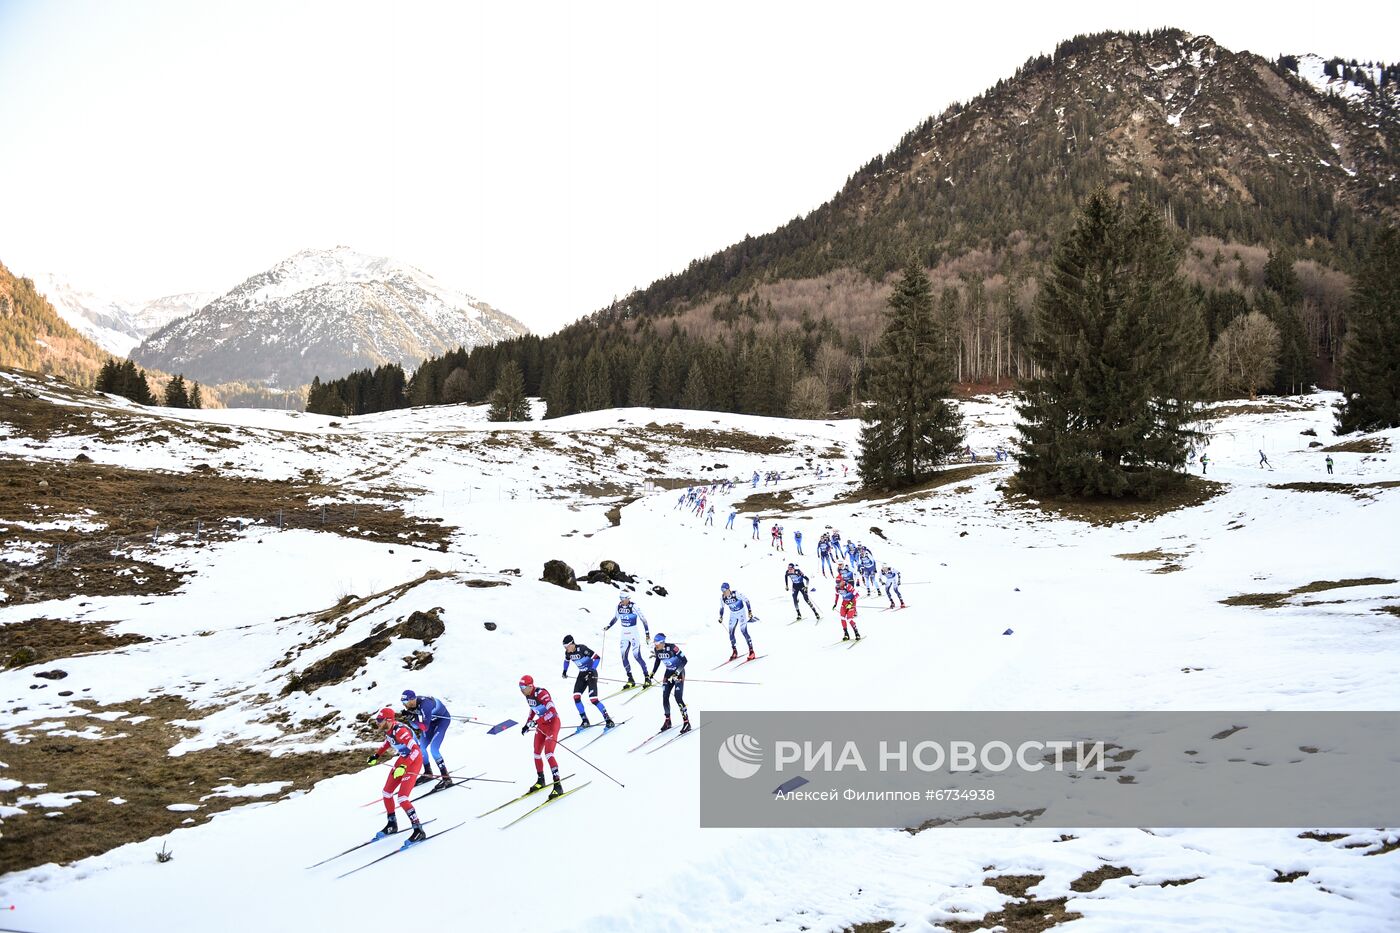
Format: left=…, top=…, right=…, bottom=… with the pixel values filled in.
left=519, top=674, right=534, bottom=690
left=400, top=689, right=416, bottom=702
left=721, top=582, right=730, bottom=591
left=562, top=634, right=574, bottom=645
left=375, top=707, right=396, bottom=723
left=653, top=632, right=665, bottom=643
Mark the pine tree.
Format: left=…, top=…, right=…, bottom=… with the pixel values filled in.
left=120, top=360, right=155, bottom=405
left=163, top=374, right=190, bottom=408
left=544, top=357, right=576, bottom=419
left=95, top=358, right=121, bottom=394
left=578, top=348, right=612, bottom=412
left=487, top=359, right=531, bottom=421
left=857, top=255, right=963, bottom=489
left=627, top=346, right=655, bottom=407
left=188, top=382, right=203, bottom=409
left=1336, top=227, right=1400, bottom=432
left=680, top=365, right=709, bottom=410
left=1015, top=190, right=1207, bottom=498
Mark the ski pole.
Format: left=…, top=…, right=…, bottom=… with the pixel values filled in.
left=552, top=738, right=625, bottom=788
left=449, top=715, right=519, bottom=734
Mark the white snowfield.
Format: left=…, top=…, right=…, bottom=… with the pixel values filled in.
left=1, top=370, right=1397, bottom=932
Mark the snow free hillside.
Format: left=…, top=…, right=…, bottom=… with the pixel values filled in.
left=1, top=368, right=1397, bottom=933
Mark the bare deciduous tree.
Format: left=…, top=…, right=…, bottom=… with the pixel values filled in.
left=1210, top=311, right=1280, bottom=399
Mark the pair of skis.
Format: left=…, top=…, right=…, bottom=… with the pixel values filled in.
left=310, top=818, right=467, bottom=879
left=712, top=654, right=765, bottom=671
left=628, top=722, right=703, bottom=754
left=476, top=773, right=591, bottom=828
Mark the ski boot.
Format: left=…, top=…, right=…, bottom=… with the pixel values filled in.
left=728, top=648, right=739, bottom=661
left=679, top=718, right=692, bottom=735
left=379, top=814, right=398, bottom=837
left=578, top=716, right=591, bottom=728
left=794, top=614, right=803, bottom=623
left=643, top=675, right=653, bottom=687
left=900, top=601, right=906, bottom=609
left=434, top=773, right=454, bottom=791
left=659, top=717, right=672, bottom=733
left=548, top=781, right=564, bottom=800
left=747, top=648, right=756, bottom=661
left=416, top=772, right=436, bottom=787
left=853, top=628, right=862, bottom=640
left=604, top=717, right=616, bottom=729
left=622, top=678, right=637, bottom=691
left=888, top=601, right=896, bottom=609
left=406, top=823, right=428, bottom=844
left=528, top=771, right=548, bottom=793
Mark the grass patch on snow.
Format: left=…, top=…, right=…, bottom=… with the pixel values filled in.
left=1323, top=436, right=1391, bottom=454
left=1006, top=474, right=1223, bottom=525
left=0, top=457, right=449, bottom=605
left=1, top=618, right=152, bottom=670
left=0, top=695, right=363, bottom=874
left=1220, top=577, right=1397, bottom=609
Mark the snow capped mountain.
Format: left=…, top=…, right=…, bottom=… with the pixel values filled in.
left=28, top=273, right=215, bottom=358
left=131, top=246, right=528, bottom=388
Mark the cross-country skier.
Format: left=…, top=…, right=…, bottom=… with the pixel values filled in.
left=784, top=563, right=820, bottom=620
left=880, top=565, right=905, bottom=608
left=752, top=470, right=760, bottom=488
left=648, top=633, right=690, bottom=734
left=831, top=529, right=842, bottom=552
left=706, top=504, right=715, bottom=526
left=858, top=549, right=878, bottom=595
left=1259, top=450, right=1273, bottom=470
left=1200, top=453, right=1209, bottom=474
left=604, top=594, right=653, bottom=689
left=794, top=529, right=804, bottom=555
left=751, top=515, right=761, bottom=540
left=367, top=708, right=427, bottom=842
left=718, top=582, right=757, bottom=660
left=835, top=560, right=857, bottom=593
left=1326, top=455, right=1334, bottom=475
left=400, top=690, right=453, bottom=790
left=518, top=675, right=565, bottom=799
left=770, top=524, right=784, bottom=551
left=817, top=533, right=834, bottom=577
left=834, top=580, right=861, bottom=641
left=561, top=635, right=614, bottom=729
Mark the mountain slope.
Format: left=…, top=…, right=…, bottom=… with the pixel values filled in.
left=604, top=29, right=1397, bottom=324
left=30, top=273, right=216, bottom=357
left=0, top=261, right=110, bottom=384
left=131, top=247, right=529, bottom=387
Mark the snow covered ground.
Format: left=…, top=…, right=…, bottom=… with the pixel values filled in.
left=1, top=370, right=1397, bottom=932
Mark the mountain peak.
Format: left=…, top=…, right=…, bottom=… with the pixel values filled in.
left=131, top=248, right=526, bottom=388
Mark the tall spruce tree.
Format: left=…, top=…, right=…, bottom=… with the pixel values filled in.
left=487, top=359, right=531, bottom=421
left=856, top=255, right=963, bottom=489
left=188, top=382, right=203, bottom=409
left=1016, top=190, right=1207, bottom=498
left=163, top=374, right=190, bottom=408
left=1336, top=227, right=1400, bottom=432
left=680, top=366, right=709, bottom=410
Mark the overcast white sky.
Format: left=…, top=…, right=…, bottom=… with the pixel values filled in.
left=1, top=1, right=1396, bottom=334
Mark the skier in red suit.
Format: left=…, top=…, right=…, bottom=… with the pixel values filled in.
left=367, top=707, right=426, bottom=842
left=519, top=675, right=565, bottom=799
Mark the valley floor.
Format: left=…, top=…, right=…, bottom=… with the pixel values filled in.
left=1, top=371, right=1397, bottom=932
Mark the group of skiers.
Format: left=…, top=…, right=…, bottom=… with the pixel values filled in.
left=366, top=690, right=454, bottom=842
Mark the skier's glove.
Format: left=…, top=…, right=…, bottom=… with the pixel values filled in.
left=367, top=755, right=379, bottom=766
left=392, top=764, right=407, bottom=779
left=521, top=723, right=531, bottom=735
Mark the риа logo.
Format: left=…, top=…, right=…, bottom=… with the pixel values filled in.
left=718, top=733, right=763, bottom=779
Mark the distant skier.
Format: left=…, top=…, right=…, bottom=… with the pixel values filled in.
left=835, top=560, right=857, bottom=592
left=518, top=675, right=565, bottom=799
left=793, top=529, right=804, bottom=555
left=770, top=524, right=784, bottom=551
left=561, top=635, right=614, bottom=729
left=1259, top=450, right=1273, bottom=470
left=718, top=582, right=757, bottom=661
left=1200, top=453, right=1209, bottom=474
left=858, top=549, right=878, bottom=595
left=752, top=470, right=760, bottom=488
left=604, top=594, right=653, bottom=690
left=784, top=563, right=820, bottom=620
left=817, top=533, right=834, bottom=577
left=648, top=633, right=690, bottom=734
left=367, top=708, right=427, bottom=842
left=400, top=690, right=453, bottom=790
left=726, top=509, right=736, bottom=529
left=834, top=581, right=861, bottom=641
left=706, top=504, right=716, bottom=526
left=1326, top=455, right=1334, bottom=475
left=880, top=565, right=906, bottom=609
left=751, top=515, right=761, bottom=540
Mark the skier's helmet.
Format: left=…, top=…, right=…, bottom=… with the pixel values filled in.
left=721, top=582, right=731, bottom=592
left=618, top=594, right=632, bottom=605
left=400, top=689, right=417, bottom=703
left=375, top=707, right=396, bottom=723
left=653, top=632, right=665, bottom=644
left=562, top=634, right=574, bottom=646
left=518, top=674, right=534, bottom=691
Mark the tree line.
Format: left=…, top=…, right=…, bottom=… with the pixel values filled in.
left=94, top=358, right=203, bottom=409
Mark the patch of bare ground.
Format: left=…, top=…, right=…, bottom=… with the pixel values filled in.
left=843, top=923, right=894, bottom=933
left=734, top=489, right=797, bottom=514
left=1270, top=480, right=1400, bottom=499
left=942, top=874, right=1080, bottom=933
left=1114, top=549, right=1187, bottom=574
left=1207, top=401, right=1311, bottom=419
left=1220, top=577, right=1397, bottom=609
left=0, top=694, right=364, bottom=873
left=0, top=457, right=449, bottom=605
left=1375, top=605, right=1400, bottom=618
left=646, top=423, right=793, bottom=456
left=1323, top=436, right=1391, bottom=454
left=1005, top=474, right=1223, bottom=525
left=1, top=618, right=151, bottom=669
left=1069, top=865, right=1134, bottom=892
